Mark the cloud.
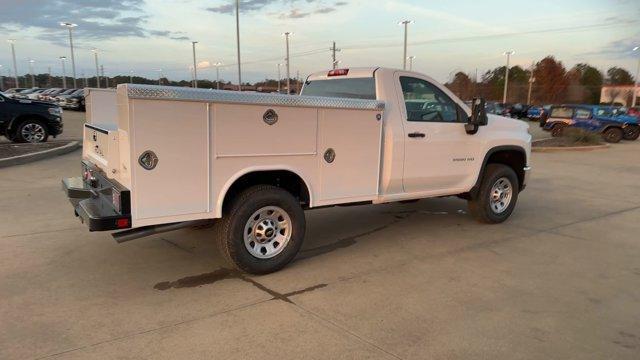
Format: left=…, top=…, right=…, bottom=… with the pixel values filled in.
left=579, top=34, right=640, bottom=59
left=0, top=0, right=189, bottom=44
left=208, top=0, right=348, bottom=17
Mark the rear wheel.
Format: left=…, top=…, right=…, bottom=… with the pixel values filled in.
left=551, top=123, right=567, bottom=137
left=15, top=119, right=49, bottom=143
left=602, top=127, right=623, bottom=143
left=468, top=164, right=520, bottom=224
left=623, top=126, right=640, bottom=141
left=216, top=185, right=305, bottom=274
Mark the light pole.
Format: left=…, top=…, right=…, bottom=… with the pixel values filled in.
left=214, top=62, right=222, bottom=90
left=277, top=63, right=282, bottom=93
left=235, top=0, right=242, bottom=91
left=0, top=65, right=4, bottom=91
left=28, top=59, right=35, bottom=87
left=407, top=56, right=415, bottom=71
left=502, top=50, right=515, bottom=103
left=633, top=46, right=639, bottom=107
left=59, top=56, right=67, bottom=88
left=399, top=20, right=412, bottom=70
left=8, top=39, right=19, bottom=87
left=82, top=71, right=87, bottom=88
left=283, top=32, right=292, bottom=94
left=527, top=76, right=535, bottom=105
left=60, top=22, right=78, bottom=88
left=191, top=41, right=198, bottom=88
left=101, top=65, right=108, bottom=87
left=157, top=69, right=163, bottom=85
left=92, top=48, right=100, bottom=88
left=129, top=70, right=134, bottom=84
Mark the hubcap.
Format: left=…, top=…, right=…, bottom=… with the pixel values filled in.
left=244, top=206, right=292, bottom=259
left=21, top=123, right=46, bottom=143
left=489, top=177, right=513, bottom=214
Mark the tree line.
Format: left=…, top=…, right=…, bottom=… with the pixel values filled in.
left=445, top=56, right=636, bottom=105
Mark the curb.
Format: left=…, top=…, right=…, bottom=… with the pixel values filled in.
left=0, top=141, right=81, bottom=168
left=532, top=143, right=609, bottom=152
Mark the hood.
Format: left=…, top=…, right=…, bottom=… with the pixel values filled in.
left=487, top=114, right=529, bottom=132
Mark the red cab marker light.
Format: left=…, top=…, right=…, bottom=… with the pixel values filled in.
left=116, top=218, right=130, bottom=228
left=328, top=69, right=349, bottom=77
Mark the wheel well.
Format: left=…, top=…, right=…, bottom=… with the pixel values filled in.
left=9, top=115, right=48, bottom=133
left=222, top=170, right=311, bottom=212
left=486, top=149, right=526, bottom=190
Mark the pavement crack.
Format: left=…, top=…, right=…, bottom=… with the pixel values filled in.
left=159, top=237, right=194, bottom=254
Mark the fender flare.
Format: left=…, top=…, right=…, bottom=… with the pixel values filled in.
left=469, top=145, right=527, bottom=197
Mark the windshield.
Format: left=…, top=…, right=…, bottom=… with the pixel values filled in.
left=301, top=78, right=376, bottom=100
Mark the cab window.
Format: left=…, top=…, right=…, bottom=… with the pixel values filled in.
left=550, top=106, right=573, bottom=118
left=400, top=76, right=461, bottom=122
left=574, top=108, right=591, bottom=119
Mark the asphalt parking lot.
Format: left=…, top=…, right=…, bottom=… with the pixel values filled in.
left=1, top=113, right=639, bottom=359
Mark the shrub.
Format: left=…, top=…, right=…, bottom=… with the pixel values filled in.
left=562, top=128, right=602, bottom=145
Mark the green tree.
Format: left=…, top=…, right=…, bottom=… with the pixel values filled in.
left=572, top=63, right=603, bottom=104
left=532, top=56, right=568, bottom=103
left=606, top=67, right=634, bottom=85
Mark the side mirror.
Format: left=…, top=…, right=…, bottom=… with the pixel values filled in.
left=466, top=97, right=488, bottom=135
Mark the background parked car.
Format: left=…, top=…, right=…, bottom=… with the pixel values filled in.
left=59, top=89, right=85, bottom=111
left=52, top=89, right=79, bottom=105
left=40, top=88, right=68, bottom=102
left=485, top=101, right=505, bottom=115
left=3, top=88, right=27, bottom=98
left=542, top=105, right=638, bottom=143
left=505, top=103, right=530, bottom=119
left=0, top=92, right=63, bottom=143
left=13, top=88, right=46, bottom=100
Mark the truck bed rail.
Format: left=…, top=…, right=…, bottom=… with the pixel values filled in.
left=124, top=84, right=385, bottom=111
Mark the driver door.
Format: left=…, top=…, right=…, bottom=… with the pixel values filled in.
left=396, top=74, right=477, bottom=194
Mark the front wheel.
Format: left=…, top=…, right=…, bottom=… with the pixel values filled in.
left=216, top=185, right=306, bottom=274
left=551, top=123, right=566, bottom=137
left=468, top=164, right=520, bottom=224
left=623, top=126, right=640, bottom=141
left=602, top=127, right=623, bottom=143
left=15, top=120, right=49, bottom=143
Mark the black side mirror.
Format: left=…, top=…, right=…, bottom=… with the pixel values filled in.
left=466, top=97, right=488, bottom=135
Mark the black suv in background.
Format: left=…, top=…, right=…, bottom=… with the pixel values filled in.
left=0, top=92, right=63, bottom=142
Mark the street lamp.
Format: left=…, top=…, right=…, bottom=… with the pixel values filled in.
left=191, top=41, right=198, bottom=88
left=8, top=39, right=19, bottom=87
left=0, top=65, right=4, bottom=91
left=277, top=63, right=283, bottom=93
left=28, top=59, right=35, bottom=88
left=214, top=62, right=222, bottom=90
left=399, top=20, right=413, bottom=70
left=283, top=32, right=292, bottom=94
left=235, top=0, right=242, bottom=91
left=157, top=69, right=164, bottom=85
left=59, top=56, right=67, bottom=88
left=91, top=48, right=100, bottom=88
left=633, top=46, right=639, bottom=107
left=502, top=50, right=515, bottom=103
left=60, top=22, right=78, bottom=88
left=407, top=56, right=416, bottom=71
left=331, top=41, right=341, bottom=69
left=129, top=70, right=134, bottom=84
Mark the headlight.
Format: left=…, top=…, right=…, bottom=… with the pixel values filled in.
left=48, top=107, right=62, bottom=116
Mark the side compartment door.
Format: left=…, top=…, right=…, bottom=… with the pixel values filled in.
left=395, top=74, right=478, bottom=194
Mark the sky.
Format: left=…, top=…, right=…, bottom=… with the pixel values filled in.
left=0, top=0, right=639, bottom=84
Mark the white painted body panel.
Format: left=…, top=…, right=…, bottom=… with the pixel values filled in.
left=82, top=68, right=530, bottom=229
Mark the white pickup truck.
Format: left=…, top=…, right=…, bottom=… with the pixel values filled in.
left=63, top=67, right=531, bottom=274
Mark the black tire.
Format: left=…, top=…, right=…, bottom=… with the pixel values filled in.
left=623, top=126, right=640, bottom=141
left=551, top=123, right=566, bottom=137
left=468, top=164, right=520, bottom=224
left=602, top=127, right=623, bottom=143
left=216, top=185, right=305, bottom=274
left=14, top=119, right=49, bottom=143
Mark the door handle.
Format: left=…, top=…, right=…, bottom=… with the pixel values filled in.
left=408, top=132, right=426, bottom=138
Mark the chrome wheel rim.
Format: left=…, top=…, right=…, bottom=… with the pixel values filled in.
left=21, top=123, right=46, bottom=143
left=243, top=206, right=292, bottom=259
left=489, top=177, right=513, bottom=214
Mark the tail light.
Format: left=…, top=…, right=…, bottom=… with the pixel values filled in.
left=328, top=69, right=349, bottom=77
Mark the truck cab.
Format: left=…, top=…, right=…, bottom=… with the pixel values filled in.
left=63, top=67, right=531, bottom=274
